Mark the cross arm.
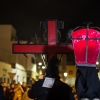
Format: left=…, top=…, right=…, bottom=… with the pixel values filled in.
left=12, top=44, right=73, bottom=54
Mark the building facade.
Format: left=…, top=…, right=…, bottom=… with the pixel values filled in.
left=0, top=25, right=79, bottom=86
left=0, top=25, right=39, bottom=84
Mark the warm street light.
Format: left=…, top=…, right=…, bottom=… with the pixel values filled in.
left=38, top=62, right=42, bottom=65
left=64, top=72, right=68, bottom=77
left=42, top=66, right=46, bottom=69
left=96, top=61, right=99, bottom=65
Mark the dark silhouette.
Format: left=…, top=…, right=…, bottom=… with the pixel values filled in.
left=0, top=85, right=6, bottom=100
left=28, top=56, right=75, bottom=100
left=75, top=67, right=100, bottom=99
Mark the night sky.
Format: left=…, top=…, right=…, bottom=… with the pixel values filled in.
left=0, top=0, right=100, bottom=42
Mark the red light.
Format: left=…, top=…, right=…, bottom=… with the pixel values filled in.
left=72, top=28, right=100, bottom=67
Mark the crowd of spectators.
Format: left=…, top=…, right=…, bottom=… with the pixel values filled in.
left=0, top=77, right=78, bottom=100
left=0, top=79, right=35, bottom=100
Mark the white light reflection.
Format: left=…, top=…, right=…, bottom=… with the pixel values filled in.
left=64, top=72, right=68, bottom=77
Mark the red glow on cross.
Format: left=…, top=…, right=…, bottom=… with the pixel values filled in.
left=48, top=21, right=56, bottom=45
left=13, top=20, right=73, bottom=60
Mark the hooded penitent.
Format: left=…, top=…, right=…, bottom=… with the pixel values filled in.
left=45, top=56, right=60, bottom=79
left=28, top=56, right=75, bottom=100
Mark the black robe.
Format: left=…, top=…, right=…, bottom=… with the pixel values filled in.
left=28, top=78, right=75, bottom=100
left=28, top=56, right=75, bottom=100
left=75, top=67, right=100, bottom=100
left=0, top=85, right=6, bottom=100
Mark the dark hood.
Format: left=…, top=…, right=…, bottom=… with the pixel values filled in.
left=45, top=56, right=60, bottom=79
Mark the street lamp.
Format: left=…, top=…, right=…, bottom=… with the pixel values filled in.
left=96, top=61, right=99, bottom=65
left=64, top=72, right=68, bottom=77
left=42, top=66, right=46, bottom=69
left=38, top=62, right=42, bottom=65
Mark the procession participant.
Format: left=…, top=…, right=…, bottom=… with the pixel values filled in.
left=28, top=56, right=75, bottom=100
left=0, top=84, right=6, bottom=100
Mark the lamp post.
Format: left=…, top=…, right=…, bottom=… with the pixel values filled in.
left=71, top=23, right=100, bottom=99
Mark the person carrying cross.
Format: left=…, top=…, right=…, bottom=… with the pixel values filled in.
left=28, top=56, right=75, bottom=100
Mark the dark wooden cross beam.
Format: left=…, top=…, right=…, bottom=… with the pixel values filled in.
left=12, top=20, right=73, bottom=60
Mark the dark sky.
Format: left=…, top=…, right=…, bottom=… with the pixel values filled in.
left=0, top=0, right=100, bottom=41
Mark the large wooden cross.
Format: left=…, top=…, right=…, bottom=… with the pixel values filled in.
left=12, top=20, right=73, bottom=60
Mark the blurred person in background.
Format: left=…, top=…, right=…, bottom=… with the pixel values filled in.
left=1, top=82, right=4, bottom=87
left=39, top=73, right=45, bottom=79
left=13, top=83, right=24, bottom=100
left=8, top=83, right=15, bottom=100
left=2, top=83, right=9, bottom=100
left=22, top=82, right=27, bottom=92
left=22, top=86, right=32, bottom=100
left=0, top=84, right=6, bottom=100
left=7, top=83, right=10, bottom=89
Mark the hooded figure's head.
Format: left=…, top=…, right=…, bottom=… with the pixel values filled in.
left=45, top=56, right=60, bottom=79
